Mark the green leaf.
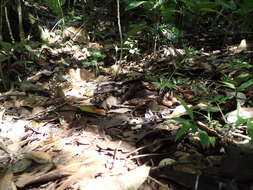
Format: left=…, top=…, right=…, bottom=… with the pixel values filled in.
left=0, top=56, right=10, bottom=63
left=125, top=1, right=147, bottom=11
left=175, top=124, right=191, bottom=141
left=128, top=23, right=148, bottom=35
left=13, top=41, right=26, bottom=49
left=80, top=106, right=93, bottom=113
left=199, top=8, right=219, bottom=13
left=247, top=118, right=253, bottom=140
left=43, top=0, right=65, bottom=14
left=178, top=97, right=194, bottom=120
left=237, top=79, right=253, bottom=91
left=199, top=130, right=209, bottom=149
left=173, top=117, right=191, bottom=125
left=91, top=51, right=106, bottom=59
left=0, top=40, right=12, bottom=51
left=12, top=60, right=27, bottom=65
left=152, top=82, right=177, bottom=89
left=153, top=0, right=164, bottom=9
left=218, top=0, right=236, bottom=10
left=234, top=115, right=247, bottom=126
left=220, top=81, right=236, bottom=89
left=209, top=136, right=216, bottom=147
left=173, top=117, right=197, bottom=140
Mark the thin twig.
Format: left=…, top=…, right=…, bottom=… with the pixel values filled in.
left=110, top=140, right=122, bottom=169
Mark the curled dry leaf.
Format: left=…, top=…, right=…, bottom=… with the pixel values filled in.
left=168, top=104, right=193, bottom=118
left=158, top=158, right=176, bottom=168
left=11, top=159, right=32, bottom=173
left=101, top=95, right=119, bottom=109
left=26, top=70, right=53, bottom=82
left=23, top=151, right=52, bottom=164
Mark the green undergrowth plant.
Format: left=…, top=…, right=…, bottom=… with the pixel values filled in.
left=221, top=77, right=253, bottom=106
left=0, top=40, right=34, bottom=90
left=226, top=107, right=253, bottom=142
left=123, top=39, right=140, bottom=56
left=173, top=98, right=216, bottom=149
left=83, top=50, right=105, bottom=75
left=124, top=0, right=253, bottom=52
left=221, top=78, right=253, bottom=92
left=42, top=0, right=65, bottom=26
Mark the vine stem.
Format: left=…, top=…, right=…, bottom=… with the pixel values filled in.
left=115, top=0, right=123, bottom=76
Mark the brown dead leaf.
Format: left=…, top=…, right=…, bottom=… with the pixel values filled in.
left=54, top=152, right=106, bottom=190
left=167, top=104, right=193, bottom=118
left=108, top=108, right=132, bottom=114
left=80, top=69, right=95, bottom=81
left=16, top=94, right=48, bottom=107
left=27, top=70, right=53, bottom=82
left=11, top=158, right=32, bottom=173
left=0, top=170, right=15, bottom=190
left=69, top=68, right=95, bottom=81
left=82, top=165, right=150, bottom=190
left=148, top=101, right=169, bottom=112
left=124, top=98, right=152, bottom=105
left=56, top=165, right=105, bottom=190
left=101, top=95, right=119, bottom=109
left=227, top=107, right=253, bottom=123
left=23, top=151, right=52, bottom=164
left=161, top=94, right=179, bottom=107
left=63, top=26, right=88, bottom=43
left=15, top=168, right=69, bottom=188
left=88, top=42, right=103, bottom=50
left=32, top=106, right=45, bottom=115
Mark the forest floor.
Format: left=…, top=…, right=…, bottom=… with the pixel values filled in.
left=1, top=9, right=253, bottom=190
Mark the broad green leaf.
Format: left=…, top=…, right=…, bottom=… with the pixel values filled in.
left=0, top=41, right=12, bottom=51
left=175, top=124, right=191, bottom=141
left=199, top=130, right=209, bottom=149
left=12, top=60, right=27, bottom=65
left=173, top=117, right=192, bottom=125
left=153, top=0, right=164, bottom=9
left=128, top=23, right=148, bottom=35
left=238, top=79, right=253, bottom=91
left=13, top=41, right=26, bottom=49
left=0, top=56, right=10, bottom=63
left=199, top=8, right=219, bottom=13
left=218, top=0, right=236, bottom=10
left=91, top=51, right=106, bottom=59
left=43, top=0, right=65, bottom=14
left=235, top=1, right=253, bottom=15
left=220, top=81, right=236, bottom=89
left=247, top=118, right=253, bottom=140
left=191, top=123, right=198, bottom=133
left=234, top=116, right=247, bottom=126
left=209, top=136, right=216, bottom=147
left=125, top=1, right=147, bottom=11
